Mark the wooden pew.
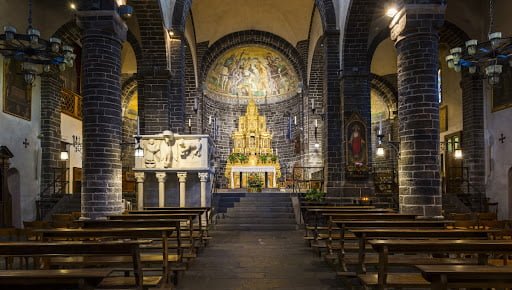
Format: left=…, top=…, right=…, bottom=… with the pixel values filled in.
left=359, top=239, right=512, bottom=289
left=0, top=240, right=149, bottom=290
left=109, top=213, right=202, bottom=251
left=417, top=264, right=512, bottom=290
left=128, top=209, right=210, bottom=242
left=35, top=227, right=175, bottom=287
left=350, top=228, right=498, bottom=273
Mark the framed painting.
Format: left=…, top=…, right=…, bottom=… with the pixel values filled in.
left=492, top=65, right=512, bottom=112
left=3, top=60, right=32, bottom=120
left=345, top=113, right=370, bottom=178
left=440, top=105, right=448, bottom=132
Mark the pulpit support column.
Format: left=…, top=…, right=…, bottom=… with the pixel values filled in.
left=134, top=172, right=145, bottom=210
left=177, top=172, right=187, bottom=207
left=198, top=172, right=209, bottom=225
left=155, top=172, right=167, bottom=207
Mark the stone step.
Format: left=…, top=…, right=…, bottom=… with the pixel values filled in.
left=234, top=196, right=291, bottom=202
left=218, top=212, right=295, bottom=219
left=214, top=224, right=298, bottom=231
left=218, top=218, right=295, bottom=224
left=235, top=201, right=292, bottom=207
left=227, top=207, right=293, bottom=213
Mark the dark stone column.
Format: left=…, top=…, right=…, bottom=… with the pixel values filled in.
left=40, top=72, right=63, bottom=195
left=323, top=30, right=343, bottom=193
left=77, top=7, right=127, bottom=219
left=169, top=34, right=186, bottom=133
left=390, top=3, right=445, bottom=217
left=460, top=73, right=485, bottom=209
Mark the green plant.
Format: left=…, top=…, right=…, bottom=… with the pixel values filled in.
left=248, top=174, right=263, bottom=189
left=304, top=188, right=326, bottom=202
left=270, top=154, right=278, bottom=163
left=258, top=154, right=269, bottom=163
left=228, top=153, right=248, bottom=164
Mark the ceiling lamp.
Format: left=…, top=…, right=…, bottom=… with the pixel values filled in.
left=0, top=0, right=76, bottom=85
left=445, top=0, right=511, bottom=85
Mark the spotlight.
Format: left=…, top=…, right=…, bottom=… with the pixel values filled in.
left=386, top=6, right=398, bottom=18
left=69, top=2, right=76, bottom=10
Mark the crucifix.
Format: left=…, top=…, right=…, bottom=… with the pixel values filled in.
left=23, top=138, right=30, bottom=148
left=499, top=133, right=506, bottom=144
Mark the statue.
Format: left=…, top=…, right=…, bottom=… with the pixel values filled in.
left=144, top=139, right=160, bottom=168
left=159, top=130, right=174, bottom=168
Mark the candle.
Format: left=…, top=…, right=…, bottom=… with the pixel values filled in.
left=275, top=148, right=278, bottom=155
left=136, top=116, right=140, bottom=135
left=208, top=115, right=212, bottom=125
left=388, top=133, right=392, bottom=141
left=188, top=118, right=191, bottom=127
left=315, top=119, right=318, bottom=128
left=311, top=99, right=315, bottom=110
left=378, top=116, right=382, bottom=135
left=294, top=116, right=297, bottom=125
left=194, top=97, right=198, bottom=111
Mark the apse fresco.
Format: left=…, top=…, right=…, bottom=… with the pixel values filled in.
left=205, top=45, right=299, bottom=104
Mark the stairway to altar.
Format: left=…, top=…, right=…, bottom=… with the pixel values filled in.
left=214, top=191, right=297, bottom=231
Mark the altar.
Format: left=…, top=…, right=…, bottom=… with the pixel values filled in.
left=225, top=98, right=281, bottom=188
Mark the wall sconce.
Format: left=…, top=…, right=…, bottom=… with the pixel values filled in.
left=376, top=132, right=400, bottom=158
left=72, top=135, right=82, bottom=152
left=188, top=118, right=192, bottom=134
left=134, top=135, right=144, bottom=157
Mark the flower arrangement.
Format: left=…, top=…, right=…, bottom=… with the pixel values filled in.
left=247, top=174, right=263, bottom=192
left=228, top=153, right=248, bottom=164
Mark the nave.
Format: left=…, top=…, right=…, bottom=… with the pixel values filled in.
left=178, top=230, right=342, bottom=290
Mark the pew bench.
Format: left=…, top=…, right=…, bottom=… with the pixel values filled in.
left=0, top=241, right=159, bottom=290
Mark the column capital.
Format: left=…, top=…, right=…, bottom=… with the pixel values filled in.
left=134, top=172, right=145, bottom=183
left=155, top=172, right=167, bottom=182
left=177, top=172, right=188, bottom=183
left=198, top=172, right=209, bottom=182
left=77, top=10, right=128, bottom=42
left=389, top=4, right=445, bottom=44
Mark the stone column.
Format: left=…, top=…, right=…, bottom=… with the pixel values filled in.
left=198, top=172, right=209, bottom=207
left=460, top=73, right=486, bottom=210
left=390, top=3, right=445, bottom=217
left=134, top=172, right=145, bottom=210
left=177, top=172, right=187, bottom=207
left=40, top=72, right=63, bottom=195
left=77, top=5, right=127, bottom=219
left=155, top=172, right=167, bottom=208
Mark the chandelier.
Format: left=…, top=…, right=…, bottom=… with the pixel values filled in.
left=445, top=0, right=511, bottom=85
left=0, top=0, right=76, bottom=85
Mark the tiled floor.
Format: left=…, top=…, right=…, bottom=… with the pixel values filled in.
left=178, top=230, right=344, bottom=290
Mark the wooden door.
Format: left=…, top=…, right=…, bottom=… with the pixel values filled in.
left=445, top=132, right=463, bottom=194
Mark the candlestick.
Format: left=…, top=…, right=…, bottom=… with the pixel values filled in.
left=294, top=116, right=297, bottom=125
left=315, top=119, right=318, bottom=128
left=188, top=118, right=191, bottom=127
left=208, top=115, right=212, bottom=125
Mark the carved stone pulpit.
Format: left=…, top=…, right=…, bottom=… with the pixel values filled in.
left=225, top=99, right=281, bottom=188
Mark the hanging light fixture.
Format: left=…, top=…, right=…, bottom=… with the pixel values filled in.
left=0, top=0, right=76, bottom=85
left=445, top=0, right=511, bottom=85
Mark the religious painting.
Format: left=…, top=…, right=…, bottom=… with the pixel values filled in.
left=345, top=113, right=369, bottom=178
left=205, top=45, right=299, bottom=104
left=440, top=105, right=448, bottom=132
left=3, top=60, right=32, bottom=120
left=492, top=65, right=512, bottom=112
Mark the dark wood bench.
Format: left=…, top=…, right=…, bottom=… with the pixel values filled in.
left=359, top=239, right=512, bottom=289
left=417, top=264, right=512, bottom=290
left=0, top=240, right=152, bottom=290
left=35, top=227, right=175, bottom=287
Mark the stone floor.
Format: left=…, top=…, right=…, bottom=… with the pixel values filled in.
left=177, top=230, right=344, bottom=290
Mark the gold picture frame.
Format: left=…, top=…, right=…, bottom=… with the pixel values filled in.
left=440, top=105, right=448, bottom=132
left=3, top=59, right=32, bottom=120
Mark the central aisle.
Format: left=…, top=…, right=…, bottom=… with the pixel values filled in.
left=178, top=230, right=344, bottom=290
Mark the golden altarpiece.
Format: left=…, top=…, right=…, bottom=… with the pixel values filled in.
left=225, top=99, right=281, bottom=189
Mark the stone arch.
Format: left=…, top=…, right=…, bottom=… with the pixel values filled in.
left=121, top=76, right=139, bottom=116
left=200, top=30, right=306, bottom=87
left=370, top=73, right=398, bottom=115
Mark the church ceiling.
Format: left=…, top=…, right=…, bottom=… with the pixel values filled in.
left=205, top=45, right=300, bottom=104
